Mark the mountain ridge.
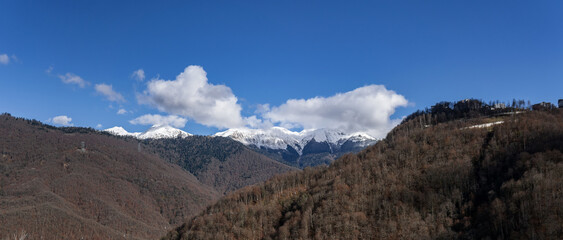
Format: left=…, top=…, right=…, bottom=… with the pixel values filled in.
left=104, top=125, right=378, bottom=168
left=214, top=127, right=376, bottom=154
left=104, top=125, right=192, bottom=139
left=163, top=103, right=563, bottom=240
left=215, top=127, right=377, bottom=168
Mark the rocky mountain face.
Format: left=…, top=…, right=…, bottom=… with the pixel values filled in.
left=215, top=127, right=377, bottom=168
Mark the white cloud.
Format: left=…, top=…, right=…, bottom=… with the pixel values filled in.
left=95, top=83, right=125, bottom=102
left=49, top=115, right=73, bottom=126
left=263, top=85, right=408, bottom=138
left=254, top=103, right=271, bottom=114
left=117, top=108, right=128, bottom=115
left=129, top=114, right=187, bottom=128
left=132, top=69, right=145, bottom=81
left=0, top=54, right=10, bottom=64
left=138, top=65, right=244, bottom=129
left=59, top=73, right=89, bottom=88
left=96, top=123, right=103, bottom=128
left=244, top=115, right=273, bottom=129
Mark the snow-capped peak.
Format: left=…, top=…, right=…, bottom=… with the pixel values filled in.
left=214, top=128, right=301, bottom=151
left=299, top=128, right=347, bottom=145
left=104, top=125, right=191, bottom=139
left=138, top=125, right=191, bottom=139
left=104, top=126, right=140, bottom=138
left=214, top=127, right=377, bottom=154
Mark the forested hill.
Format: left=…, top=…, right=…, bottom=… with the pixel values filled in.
left=142, top=137, right=297, bottom=194
left=0, top=113, right=297, bottom=239
left=163, top=105, right=563, bottom=239
left=0, top=114, right=220, bottom=239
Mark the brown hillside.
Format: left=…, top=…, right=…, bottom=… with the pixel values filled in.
left=0, top=114, right=221, bottom=239
left=164, top=109, right=563, bottom=239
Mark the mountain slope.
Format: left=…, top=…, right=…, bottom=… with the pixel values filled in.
left=163, top=104, right=563, bottom=239
left=141, top=137, right=297, bottom=194
left=215, top=127, right=377, bottom=168
left=0, top=114, right=219, bottom=239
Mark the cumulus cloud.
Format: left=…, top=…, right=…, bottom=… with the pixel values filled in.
left=254, top=104, right=271, bottom=114
left=244, top=115, right=274, bottom=129
left=117, top=108, right=128, bottom=115
left=0, top=54, right=9, bottom=64
left=49, top=115, right=73, bottom=126
left=132, top=69, right=145, bottom=81
left=95, top=83, right=125, bottom=102
left=59, top=73, right=89, bottom=88
left=129, top=114, right=188, bottom=128
left=263, top=85, right=408, bottom=138
left=138, top=65, right=244, bottom=129
left=96, top=123, right=103, bottom=128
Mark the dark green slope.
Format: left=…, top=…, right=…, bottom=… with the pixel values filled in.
left=142, top=137, right=296, bottom=194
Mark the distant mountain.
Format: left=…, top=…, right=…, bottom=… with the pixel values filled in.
left=104, top=126, right=296, bottom=194
left=104, top=125, right=377, bottom=168
left=141, top=136, right=297, bottom=194
left=104, top=125, right=191, bottom=139
left=215, top=127, right=377, bottom=168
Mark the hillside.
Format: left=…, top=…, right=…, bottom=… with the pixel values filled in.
left=102, top=125, right=296, bottom=194
left=163, top=103, right=563, bottom=239
left=0, top=114, right=219, bottom=239
left=141, top=137, right=297, bottom=194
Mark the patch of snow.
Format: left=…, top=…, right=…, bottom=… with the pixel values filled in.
left=463, top=121, right=504, bottom=129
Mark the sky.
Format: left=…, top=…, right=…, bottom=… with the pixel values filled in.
left=1, top=1, right=562, bottom=137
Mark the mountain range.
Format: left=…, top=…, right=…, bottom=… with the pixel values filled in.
left=1, top=99, right=561, bottom=239
left=215, top=127, right=377, bottom=168
left=104, top=126, right=378, bottom=168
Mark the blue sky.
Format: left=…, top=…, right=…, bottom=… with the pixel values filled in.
left=1, top=1, right=562, bottom=136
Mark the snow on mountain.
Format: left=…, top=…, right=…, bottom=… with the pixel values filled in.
left=299, top=128, right=347, bottom=146
left=138, top=125, right=192, bottom=139
left=104, top=124, right=374, bottom=152
left=462, top=121, right=504, bottom=130
left=104, top=126, right=141, bottom=138
left=104, top=125, right=191, bottom=139
left=214, top=127, right=377, bottom=155
left=214, top=127, right=302, bottom=151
